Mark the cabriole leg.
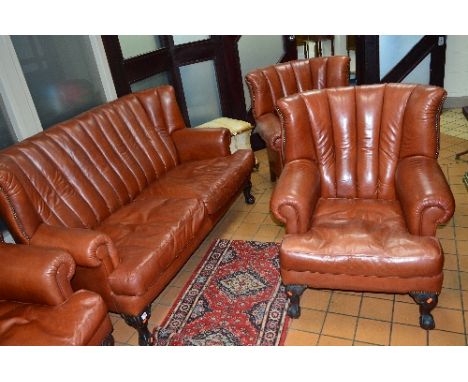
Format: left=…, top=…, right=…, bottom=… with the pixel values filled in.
left=121, top=305, right=153, bottom=346
left=243, top=179, right=255, bottom=204
left=285, top=285, right=307, bottom=319
left=409, top=292, right=438, bottom=330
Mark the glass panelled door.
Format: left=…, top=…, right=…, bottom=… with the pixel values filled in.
left=102, top=35, right=297, bottom=128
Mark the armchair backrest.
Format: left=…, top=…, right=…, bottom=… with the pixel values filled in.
left=0, top=85, right=185, bottom=242
left=246, top=56, right=350, bottom=120
left=276, top=83, right=446, bottom=200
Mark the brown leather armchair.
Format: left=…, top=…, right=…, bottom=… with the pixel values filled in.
left=271, top=83, right=455, bottom=330
left=245, top=56, right=350, bottom=181
left=0, top=241, right=113, bottom=345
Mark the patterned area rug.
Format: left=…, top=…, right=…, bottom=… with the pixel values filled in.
left=152, top=239, right=289, bottom=346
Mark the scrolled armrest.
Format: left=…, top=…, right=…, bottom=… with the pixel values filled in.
left=0, top=243, right=75, bottom=305
left=270, top=159, right=321, bottom=234
left=255, top=113, right=282, bottom=152
left=172, top=127, right=231, bottom=162
left=396, top=156, right=455, bottom=236
left=31, top=224, right=119, bottom=269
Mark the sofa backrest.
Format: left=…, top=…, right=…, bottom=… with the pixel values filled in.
left=276, top=83, right=446, bottom=200
left=246, top=56, right=350, bottom=119
left=0, top=85, right=186, bottom=242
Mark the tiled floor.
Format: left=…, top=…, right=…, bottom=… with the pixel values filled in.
left=111, top=108, right=468, bottom=346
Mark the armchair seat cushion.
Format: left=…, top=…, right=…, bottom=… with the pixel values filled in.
left=0, top=290, right=111, bottom=346
left=281, top=198, right=443, bottom=281
left=136, top=149, right=255, bottom=214
left=98, top=197, right=206, bottom=296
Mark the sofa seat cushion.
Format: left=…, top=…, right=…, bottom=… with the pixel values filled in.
left=98, top=197, right=206, bottom=296
left=0, top=290, right=109, bottom=345
left=280, top=198, right=443, bottom=279
left=136, top=149, right=255, bottom=214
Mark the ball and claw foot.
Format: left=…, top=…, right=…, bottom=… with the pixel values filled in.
left=410, top=292, right=438, bottom=330
left=243, top=180, right=255, bottom=204
left=285, top=285, right=307, bottom=319
left=121, top=305, right=154, bottom=346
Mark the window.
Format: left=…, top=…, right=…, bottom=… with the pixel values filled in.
left=11, top=36, right=107, bottom=128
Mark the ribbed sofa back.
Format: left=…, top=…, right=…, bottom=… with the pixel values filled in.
left=0, top=85, right=186, bottom=242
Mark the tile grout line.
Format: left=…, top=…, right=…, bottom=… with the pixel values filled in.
left=351, top=292, right=364, bottom=346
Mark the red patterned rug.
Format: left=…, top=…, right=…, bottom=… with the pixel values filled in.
left=152, top=239, right=290, bottom=346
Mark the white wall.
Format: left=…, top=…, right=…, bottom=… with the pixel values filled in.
left=379, top=35, right=430, bottom=84
left=445, top=35, right=468, bottom=97
left=238, top=36, right=284, bottom=110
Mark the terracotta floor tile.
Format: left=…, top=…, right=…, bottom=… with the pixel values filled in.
left=112, top=319, right=136, bottom=343
left=439, top=239, right=457, bottom=255
left=328, top=292, right=362, bottom=316
left=395, top=293, right=414, bottom=303
left=360, top=297, right=394, bottom=321
left=444, top=254, right=459, bottom=271
left=393, top=302, right=420, bottom=327
left=462, top=290, right=468, bottom=308
left=455, top=216, right=468, bottom=227
left=459, top=256, right=468, bottom=273
left=233, top=222, right=260, bottom=236
left=437, top=225, right=455, bottom=239
left=321, top=313, right=357, bottom=339
left=353, top=341, right=377, bottom=346
left=289, top=308, right=326, bottom=334
left=438, top=288, right=463, bottom=310
left=355, top=318, right=391, bottom=345
left=170, top=270, right=193, bottom=288
left=461, top=272, right=468, bottom=291
left=443, top=270, right=461, bottom=290
left=284, top=330, right=318, bottom=346
left=455, top=226, right=468, bottom=240
left=301, top=289, right=332, bottom=311
left=250, top=202, right=271, bottom=213
left=432, top=308, right=465, bottom=333
left=390, top=323, right=428, bottom=345
left=157, top=286, right=181, bottom=306
left=458, top=240, right=468, bottom=256
left=243, top=212, right=268, bottom=224
left=429, top=330, right=466, bottom=346
left=149, top=304, right=171, bottom=328
left=363, top=292, right=394, bottom=301
left=318, top=335, right=352, bottom=346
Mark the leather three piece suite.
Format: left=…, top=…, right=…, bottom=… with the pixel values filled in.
left=270, top=83, right=455, bottom=329
left=0, top=85, right=255, bottom=345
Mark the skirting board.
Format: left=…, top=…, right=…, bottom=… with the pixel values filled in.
left=444, top=96, right=468, bottom=109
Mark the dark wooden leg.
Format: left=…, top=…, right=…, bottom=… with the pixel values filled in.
left=101, top=333, right=115, bottom=346
left=269, top=165, right=276, bottom=182
left=243, top=179, right=255, bottom=204
left=285, top=285, right=307, bottom=318
left=121, top=305, right=153, bottom=346
left=409, top=292, right=438, bottom=330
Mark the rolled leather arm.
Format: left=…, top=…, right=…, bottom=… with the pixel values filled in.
left=31, top=224, right=120, bottom=269
left=396, top=156, right=455, bottom=236
left=172, top=127, right=231, bottom=162
left=255, top=113, right=282, bottom=152
left=0, top=242, right=75, bottom=305
left=270, top=159, right=321, bottom=234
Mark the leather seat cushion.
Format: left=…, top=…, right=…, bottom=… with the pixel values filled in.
left=0, top=290, right=108, bottom=345
left=280, top=198, right=443, bottom=279
left=136, top=149, right=255, bottom=214
left=98, top=197, right=206, bottom=296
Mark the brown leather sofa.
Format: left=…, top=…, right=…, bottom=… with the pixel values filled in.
left=0, top=241, right=113, bottom=345
left=271, top=83, right=455, bottom=330
left=245, top=56, right=350, bottom=181
left=0, top=85, right=255, bottom=345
